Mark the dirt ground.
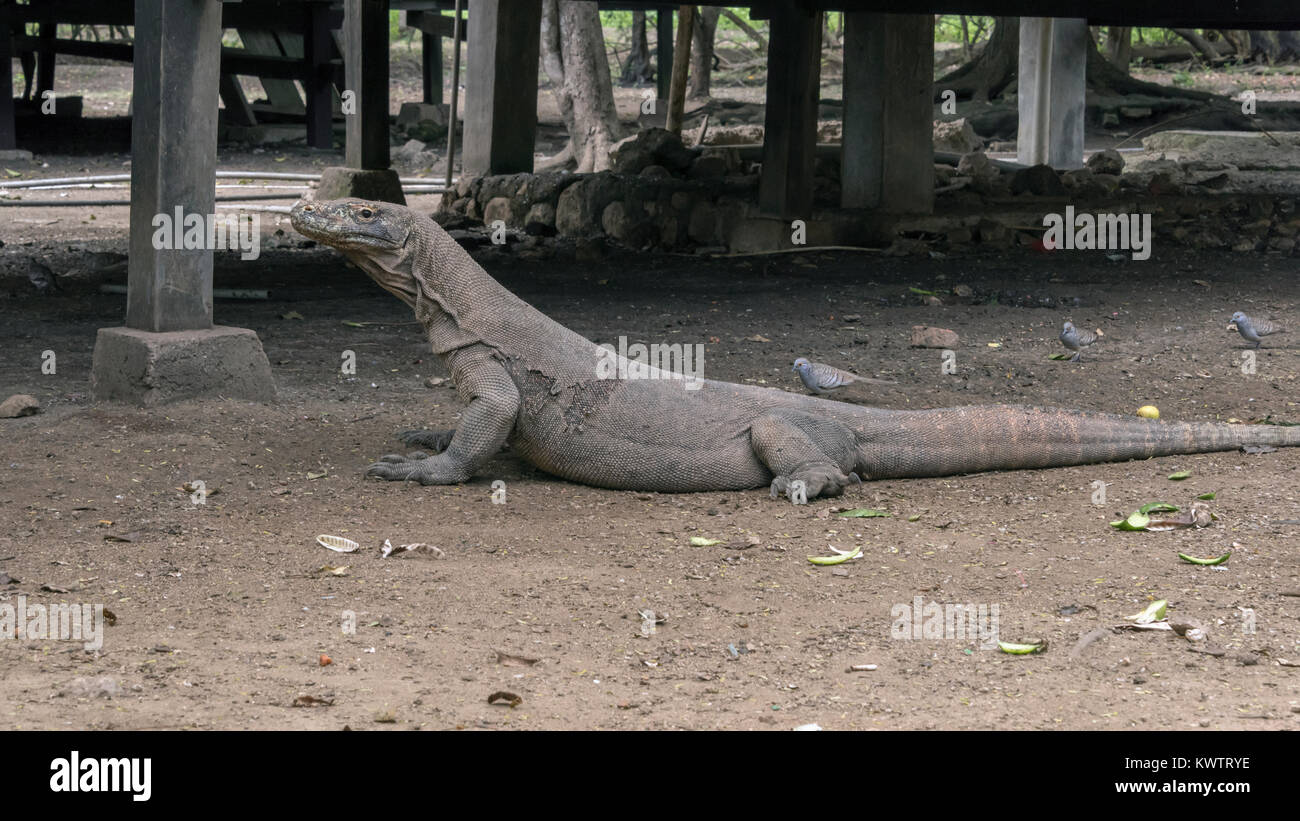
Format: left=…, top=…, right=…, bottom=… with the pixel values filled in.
left=3, top=221, right=1300, bottom=729
left=2, top=51, right=1299, bottom=731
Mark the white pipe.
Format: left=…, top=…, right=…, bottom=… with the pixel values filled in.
left=0, top=170, right=454, bottom=189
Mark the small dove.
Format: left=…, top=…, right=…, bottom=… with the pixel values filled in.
left=25, top=257, right=59, bottom=294
left=1059, top=321, right=1101, bottom=362
left=1229, top=311, right=1282, bottom=349
left=792, top=358, right=894, bottom=394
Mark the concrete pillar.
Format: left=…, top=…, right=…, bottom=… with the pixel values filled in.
left=1017, top=17, right=1087, bottom=169
left=757, top=4, right=820, bottom=220
left=841, top=13, right=934, bottom=214
left=91, top=0, right=275, bottom=405
left=462, top=0, right=542, bottom=176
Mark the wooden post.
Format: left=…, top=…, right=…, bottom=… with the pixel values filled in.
left=343, top=0, right=390, bottom=170
left=655, top=8, right=673, bottom=102
left=422, top=32, right=442, bottom=105
left=1017, top=17, right=1087, bottom=169
left=841, top=13, right=934, bottom=213
left=462, top=0, right=542, bottom=177
left=757, top=4, right=820, bottom=220
left=665, top=5, right=694, bottom=134
left=35, top=17, right=55, bottom=101
left=0, top=2, right=16, bottom=150
left=304, top=1, right=334, bottom=149
left=126, top=0, right=222, bottom=332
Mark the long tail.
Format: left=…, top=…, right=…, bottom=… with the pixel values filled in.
left=860, top=405, right=1300, bottom=479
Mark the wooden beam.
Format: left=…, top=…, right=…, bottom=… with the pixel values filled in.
left=665, top=5, right=693, bottom=134
left=127, top=0, right=222, bottom=333
left=218, top=73, right=258, bottom=127
left=0, top=2, right=16, bottom=150
left=462, top=0, right=542, bottom=176
left=421, top=32, right=443, bottom=105
left=757, top=4, right=820, bottom=220
left=841, top=13, right=934, bottom=213
left=343, top=0, right=391, bottom=170
left=1017, top=17, right=1087, bottom=168
left=304, top=1, right=335, bottom=148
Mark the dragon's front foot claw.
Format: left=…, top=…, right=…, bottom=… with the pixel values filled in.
left=365, top=452, right=469, bottom=486
left=395, top=429, right=456, bottom=454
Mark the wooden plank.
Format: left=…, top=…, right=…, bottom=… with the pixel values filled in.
left=462, top=0, right=542, bottom=176
left=127, top=0, right=223, bottom=333
left=343, top=0, right=391, bottom=170
left=757, top=3, right=820, bottom=220
left=218, top=73, right=258, bottom=126
left=238, top=28, right=306, bottom=114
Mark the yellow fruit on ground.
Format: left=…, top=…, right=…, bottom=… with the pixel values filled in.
left=1137, top=405, right=1160, bottom=419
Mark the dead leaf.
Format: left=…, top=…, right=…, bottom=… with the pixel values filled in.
left=103, top=532, right=139, bottom=543
left=495, top=651, right=539, bottom=667
left=291, top=694, right=334, bottom=707
left=745, top=334, right=771, bottom=343
left=487, top=691, right=523, bottom=708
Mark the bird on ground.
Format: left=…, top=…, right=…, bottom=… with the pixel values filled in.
left=792, top=357, right=894, bottom=395
left=1229, top=311, right=1282, bottom=349
left=1059, top=321, right=1101, bottom=362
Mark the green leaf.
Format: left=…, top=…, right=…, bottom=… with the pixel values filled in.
left=1138, top=502, right=1179, bottom=514
left=1048, top=353, right=1071, bottom=360
left=1167, top=471, right=1191, bottom=480
left=1110, top=511, right=1150, bottom=530
left=1178, top=552, right=1230, bottom=566
left=1196, top=492, right=1216, bottom=500
left=908, top=287, right=938, bottom=296
left=342, top=321, right=365, bottom=328
left=998, top=641, right=1046, bottom=655
left=838, top=509, right=890, bottom=518
left=689, top=536, right=721, bottom=547
left=1125, top=599, right=1168, bottom=624
left=907, top=513, right=922, bottom=522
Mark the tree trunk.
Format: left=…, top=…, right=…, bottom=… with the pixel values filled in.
left=1172, top=28, right=1221, bottom=62
left=936, top=16, right=1018, bottom=102
left=688, top=6, right=720, bottom=99
left=1085, top=30, right=1216, bottom=100
left=620, top=9, right=653, bottom=85
left=719, top=8, right=766, bottom=52
left=540, top=0, right=626, bottom=173
left=1105, top=26, right=1132, bottom=72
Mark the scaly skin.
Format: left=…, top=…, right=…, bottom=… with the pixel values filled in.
left=290, top=199, right=1300, bottom=503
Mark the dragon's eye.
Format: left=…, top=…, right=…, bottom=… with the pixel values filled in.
left=359, top=208, right=374, bottom=219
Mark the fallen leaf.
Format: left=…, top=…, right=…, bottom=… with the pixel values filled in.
left=487, top=691, right=522, bottom=708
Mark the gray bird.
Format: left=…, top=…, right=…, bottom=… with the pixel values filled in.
left=1060, top=322, right=1101, bottom=362
left=24, top=257, right=58, bottom=294
left=1229, top=311, right=1282, bottom=349
left=792, top=358, right=894, bottom=395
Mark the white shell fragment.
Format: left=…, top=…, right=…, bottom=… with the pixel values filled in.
left=317, top=534, right=359, bottom=553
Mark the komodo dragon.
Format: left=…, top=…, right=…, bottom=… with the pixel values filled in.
left=290, top=199, right=1300, bottom=504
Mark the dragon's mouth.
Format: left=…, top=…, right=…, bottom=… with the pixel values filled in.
left=289, top=199, right=410, bottom=253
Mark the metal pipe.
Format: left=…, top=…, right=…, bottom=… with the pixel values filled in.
left=0, top=171, right=450, bottom=189
left=445, top=0, right=463, bottom=191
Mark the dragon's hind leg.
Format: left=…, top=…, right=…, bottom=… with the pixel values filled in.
left=750, top=410, right=862, bottom=504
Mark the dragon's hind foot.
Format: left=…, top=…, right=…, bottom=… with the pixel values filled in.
left=769, top=464, right=861, bottom=505
left=366, top=451, right=471, bottom=485
left=395, top=429, right=456, bottom=453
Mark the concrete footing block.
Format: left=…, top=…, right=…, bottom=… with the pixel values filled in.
left=91, top=326, right=277, bottom=406
left=315, top=167, right=406, bottom=204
